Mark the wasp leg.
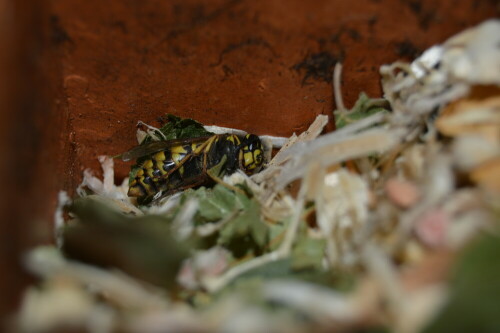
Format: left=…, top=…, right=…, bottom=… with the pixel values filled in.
left=205, top=155, right=246, bottom=195
left=151, top=174, right=210, bottom=203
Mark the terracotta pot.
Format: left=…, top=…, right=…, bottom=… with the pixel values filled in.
left=0, top=0, right=497, bottom=317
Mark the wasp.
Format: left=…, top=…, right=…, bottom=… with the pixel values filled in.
left=122, top=134, right=265, bottom=198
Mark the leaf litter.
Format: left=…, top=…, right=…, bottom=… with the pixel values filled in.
left=18, top=19, right=500, bottom=333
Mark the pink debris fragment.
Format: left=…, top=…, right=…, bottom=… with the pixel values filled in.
left=177, top=260, right=197, bottom=290
left=414, top=209, right=450, bottom=248
left=385, top=178, right=421, bottom=208
left=177, top=247, right=230, bottom=290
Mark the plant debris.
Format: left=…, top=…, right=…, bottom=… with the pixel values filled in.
left=18, top=19, right=500, bottom=333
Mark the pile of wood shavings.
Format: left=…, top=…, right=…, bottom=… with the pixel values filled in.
left=18, top=20, right=500, bottom=333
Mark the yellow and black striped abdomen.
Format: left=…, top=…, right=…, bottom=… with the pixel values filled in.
left=128, top=141, right=204, bottom=197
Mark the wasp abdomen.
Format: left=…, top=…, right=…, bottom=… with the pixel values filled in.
left=128, top=142, right=205, bottom=197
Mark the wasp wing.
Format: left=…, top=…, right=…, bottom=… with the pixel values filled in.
left=120, top=136, right=213, bottom=161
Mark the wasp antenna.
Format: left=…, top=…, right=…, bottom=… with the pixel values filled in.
left=110, top=153, right=124, bottom=160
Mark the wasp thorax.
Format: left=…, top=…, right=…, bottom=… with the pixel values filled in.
left=238, top=134, right=264, bottom=175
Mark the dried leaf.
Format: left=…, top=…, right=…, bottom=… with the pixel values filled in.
left=63, top=197, right=188, bottom=288
left=384, top=178, right=421, bottom=209
left=435, top=93, right=500, bottom=142
left=470, top=156, right=500, bottom=192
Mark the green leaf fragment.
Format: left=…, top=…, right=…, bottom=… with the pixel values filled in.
left=180, top=184, right=269, bottom=253
left=207, top=154, right=228, bottom=179
left=237, top=258, right=295, bottom=280
left=266, top=221, right=288, bottom=251
left=143, top=114, right=212, bottom=144
left=218, top=195, right=268, bottom=248
left=334, top=92, right=389, bottom=129
left=196, top=185, right=238, bottom=221
left=423, top=233, right=500, bottom=333
left=236, top=191, right=268, bottom=247
left=235, top=181, right=254, bottom=198
left=228, top=257, right=354, bottom=291
left=291, top=236, right=326, bottom=271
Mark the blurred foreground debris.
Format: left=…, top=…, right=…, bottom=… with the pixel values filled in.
left=18, top=20, right=500, bottom=333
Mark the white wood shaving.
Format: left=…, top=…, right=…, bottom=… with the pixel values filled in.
left=276, top=128, right=404, bottom=190
left=333, top=62, right=347, bottom=114
left=172, top=197, right=198, bottom=240
left=204, top=124, right=288, bottom=148
left=24, top=246, right=169, bottom=310
left=262, top=280, right=357, bottom=324
left=54, top=191, right=70, bottom=249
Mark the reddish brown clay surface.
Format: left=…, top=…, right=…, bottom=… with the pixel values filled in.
left=0, top=0, right=498, bottom=317
left=50, top=0, right=499, bottom=185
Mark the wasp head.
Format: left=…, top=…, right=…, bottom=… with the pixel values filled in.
left=238, top=134, right=264, bottom=175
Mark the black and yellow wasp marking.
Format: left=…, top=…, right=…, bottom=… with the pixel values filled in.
left=123, top=134, right=264, bottom=198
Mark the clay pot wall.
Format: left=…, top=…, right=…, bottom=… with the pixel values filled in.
left=0, top=0, right=497, bottom=318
